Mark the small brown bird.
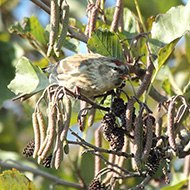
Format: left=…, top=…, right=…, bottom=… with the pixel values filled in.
left=44, top=53, right=129, bottom=97
left=13, top=54, right=129, bottom=100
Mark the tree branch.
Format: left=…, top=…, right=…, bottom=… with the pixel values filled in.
left=0, top=160, right=84, bottom=189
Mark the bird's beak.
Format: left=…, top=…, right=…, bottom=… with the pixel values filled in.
left=121, top=74, right=130, bottom=80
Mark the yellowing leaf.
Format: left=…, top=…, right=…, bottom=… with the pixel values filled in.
left=0, top=169, right=39, bottom=190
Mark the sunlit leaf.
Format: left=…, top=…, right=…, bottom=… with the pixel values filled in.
left=160, top=173, right=187, bottom=190
left=0, top=169, right=39, bottom=190
left=151, top=1, right=190, bottom=44
left=87, top=29, right=125, bottom=61
left=154, top=38, right=180, bottom=70
left=8, top=57, right=49, bottom=95
left=9, top=16, right=48, bottom=45
left=149, top=1, right=190, bottom=55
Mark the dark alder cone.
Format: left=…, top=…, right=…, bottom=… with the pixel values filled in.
left=146, top=148, right=163, bottom=176
left=102, top=113, right=116, bottom=125
left=110, top=127, right=125, bottom=151
left=111, top=98, right=126, bottom=117
left=103, top=123, right=118, bottom=142
left=101, top=113, right=116, bottom=142
left=89, top=178, right=106, bottom=190
left=120, top=112, right=126, bottom=127
left=23, top=140, right=35, bottom=157
left=43, top=154, right=52, bottom=168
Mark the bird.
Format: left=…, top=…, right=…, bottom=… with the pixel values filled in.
left=13, top=53, right=129, bottom=100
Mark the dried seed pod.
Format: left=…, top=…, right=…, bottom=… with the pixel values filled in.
left=167, top=101, right=177, bottom=150
left=142, top=115, right=153, bottom=161
left=32, top=112, right=40, bottom=158
left=23, top=140, right=35, bottom=157
left=36, top=111, right=46, bottom=147
left=54, top=2, right=70, bottom=57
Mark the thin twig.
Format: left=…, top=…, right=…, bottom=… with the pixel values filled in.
left=68, top=130, right=133, bottom=158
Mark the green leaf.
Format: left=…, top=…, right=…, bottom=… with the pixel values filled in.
left=78, top=152, right=94, bottom=184
left=162, top=77, right=175, bottom=96
left=8, top=57, right=49, bottom=95
left=183, top=78, right=190, bottom=100
left=9, top=16, right=48, bottom=50
left=63, top=38, right=80, bottom=53
left=149, top=1, right=190, bottom=55
left=87, top=29, right=125, bottom=61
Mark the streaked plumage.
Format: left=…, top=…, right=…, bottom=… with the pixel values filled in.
left=45, top=54, right=129, bottom=97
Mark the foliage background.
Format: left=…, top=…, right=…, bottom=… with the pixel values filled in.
left=0, top=0, right=190, bottom=189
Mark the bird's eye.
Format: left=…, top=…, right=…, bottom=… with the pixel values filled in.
left=113, top=67, right=118, bottom=71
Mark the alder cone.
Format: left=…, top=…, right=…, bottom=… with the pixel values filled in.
left=23, top=140, right=35, bottom=157
left=89, top=178, right=106, bottom=190
left=110, top=127, right=125, bottom=151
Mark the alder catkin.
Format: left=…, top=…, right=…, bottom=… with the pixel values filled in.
left=54, top=2, right=70, bottom=57
left=32, top=112, right=40, bottom=158
left=47, top=0, right=60, bottom=57
left=60, top=97, right=71, bottom=141
left=167, top=101, right=177, bottom=150
left=36, top=111, right=46, bottom=146
left=134, top=113, right=143, bottom=169
left=142, top=115, right=153, bottom=161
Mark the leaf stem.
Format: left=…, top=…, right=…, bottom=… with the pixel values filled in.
left=134, top=0, right=146, bottom=32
